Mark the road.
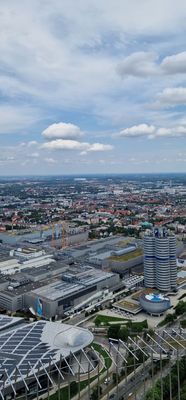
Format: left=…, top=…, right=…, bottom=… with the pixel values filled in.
left=101, top=359, right=151, bottom=400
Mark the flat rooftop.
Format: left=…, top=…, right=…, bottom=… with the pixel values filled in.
left=108, top=248, right=143, bottom=262
left=31, top=267, right=115, bottom=301
left=33, top=280, right=85, bottom=300
left=114, top=299, right=142, bottom=314
left=67, top=236, right=133, bottom=258
left=22, top=261, right=68, bottom=277
left=1, top=277, right=58, bottom=297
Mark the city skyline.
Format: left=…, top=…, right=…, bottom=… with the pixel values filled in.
left=1, top=1, right=186, bottom=175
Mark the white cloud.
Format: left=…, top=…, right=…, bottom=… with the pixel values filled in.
left=156, top=126, right=186, bottom=137
left=87, top=143, right=113, bottom=152
left=41, top=121, right=113, bottom=153
left=161, top=52, right=186, bottom=74
left=119, top=124, right=156, bottom=137
left=41, top=139, right=113, bottom=152
left=42, top=122, right=83, bottom=140
left=117, top=52, right=158, bottom=77
left=118, top=123, right=186, bottom=139
left=41, top=139, right=84, bottom=151
left=157, top=87, right=186, bottom=105
left=118, top=51, right=186, bottom=78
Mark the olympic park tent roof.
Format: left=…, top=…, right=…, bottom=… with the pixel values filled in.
left=0, top=315, right=23, bottom=332
left=0, top=319, right=94, bottom=392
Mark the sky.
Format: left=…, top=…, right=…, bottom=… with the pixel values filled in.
left=1, top=0, right=186, bottom=175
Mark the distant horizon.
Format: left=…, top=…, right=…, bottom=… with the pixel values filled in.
left=0, top=172, right=185, bottom=179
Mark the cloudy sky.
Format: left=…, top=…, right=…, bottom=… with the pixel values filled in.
left=1, top=0, right=186, bottom=175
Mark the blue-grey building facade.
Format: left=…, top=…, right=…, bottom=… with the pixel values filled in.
left=144, top=229, right=177, bottom=292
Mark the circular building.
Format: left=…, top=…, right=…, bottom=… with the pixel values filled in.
left=139, top=293, right=171, bottom=315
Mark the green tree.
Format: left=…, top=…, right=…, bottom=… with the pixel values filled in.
left=107, top=324, right=120, bottom=339
left=119, top=326, right=129, bottom=342
left=175, top=301, right=186, bottom=316
left=91, top=386, right=102, bottom=400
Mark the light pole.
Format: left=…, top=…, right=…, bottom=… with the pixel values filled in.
left=160, top=349, right=163, bottom=400
left=168, top=351, right=172, bottom=400
left=177, top=348, right=180, bottom=400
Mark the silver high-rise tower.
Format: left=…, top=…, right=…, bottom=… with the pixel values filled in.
left=144, top=228, right=177, bottom=292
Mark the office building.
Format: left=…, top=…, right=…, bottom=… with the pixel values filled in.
left=144, top=228, right=177, bottom=291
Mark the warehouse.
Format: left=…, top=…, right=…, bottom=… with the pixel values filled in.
left=0, top=265, right=119, bottom=317
left=24, top=267, right=119, bottom=319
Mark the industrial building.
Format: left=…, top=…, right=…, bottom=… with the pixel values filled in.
left=25, top=267, right=119, bottom=319
left=0, top=255, right=56, bottom=276
left=9, top=247, right=45, bottom=260
left=144, top=228, right=177, bottom=292
left=65, top=236, right=143, bottom=275
left=0, top=225, right=89, bottom=246
left=0, top=256, right=120, bottom=317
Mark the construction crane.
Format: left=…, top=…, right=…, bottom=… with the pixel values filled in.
left=50, top=219, right=69, bottom=249
left=51, top=223, right=56, bottom=248
left=61, top=221, right=69, bottom=249
left=57, top=212, right=69, bottom=250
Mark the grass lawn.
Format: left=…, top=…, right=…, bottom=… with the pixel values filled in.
left=94, top=314, right=127, bottom=326
left=49, top=378, right=97, bottom=400
left=91, top=342, right=112, bottom=369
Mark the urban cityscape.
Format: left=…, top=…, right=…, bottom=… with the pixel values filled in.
left=0, top=174, right=185, bottom=399
left=0, top=1, right=186, bottom=400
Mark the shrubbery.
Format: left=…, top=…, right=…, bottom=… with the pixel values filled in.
left=158, top=300, right=186, bottom=328
left=145, top=356, right=186, bottom=400
left=175, top=300, right=186, bottom=316
left=107, top=320, right=148, bottom=341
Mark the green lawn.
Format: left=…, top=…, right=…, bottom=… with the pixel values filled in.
left=94, top=314, right=127, bottom=326
left=91, top=342, right=112, bottom=369
left=49, top=376, right=97, bottom=400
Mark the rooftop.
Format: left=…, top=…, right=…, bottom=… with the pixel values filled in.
left=108, top=248, right=143, bottom=262
left=0, top=318, right=93, bottom=390
left=31, top=267, right=115, bottom=300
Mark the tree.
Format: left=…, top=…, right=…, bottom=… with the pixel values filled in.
left=175, top=301, right=186, bottom=316
left=91, top=386, right=102, bottom=400
left=107, top=324, right=120, bottom=339
left=95, top=316, right=101, bottom=327
left=119, top=326, right=129, bottom=342
left=181, top=319, right=186, bottom=328
left=69, top=381, right=78, bottom=397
